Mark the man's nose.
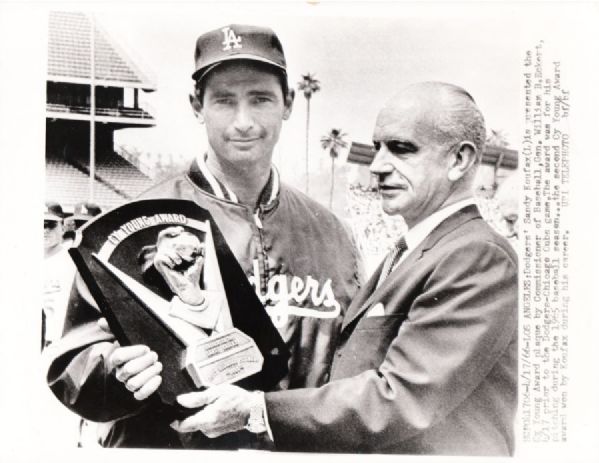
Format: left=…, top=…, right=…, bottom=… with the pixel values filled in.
left=233, top=102, right=254, bottom=133
left=369, top=146, right=393, bottom=176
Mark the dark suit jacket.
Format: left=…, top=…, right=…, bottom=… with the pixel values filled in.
left=265, top=205, right=518, bottom=455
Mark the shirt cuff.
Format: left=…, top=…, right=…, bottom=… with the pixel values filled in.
left=258, top=391, right=274, bottom=442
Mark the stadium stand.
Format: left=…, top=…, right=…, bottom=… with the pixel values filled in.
left=46, top=11, right=157, bottom=212
left=91, top=154, right=154, bottom=198
left=46, top=150, right=155, bottom=210
left=47, top=157, right=126, bottom=210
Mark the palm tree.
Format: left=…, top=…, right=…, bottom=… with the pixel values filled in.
left=321, top=128, right=348, bottom=209
left=297, top=73, right=321, bottom=194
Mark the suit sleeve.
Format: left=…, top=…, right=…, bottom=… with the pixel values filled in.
left=264, top=240, right=518, bottom=452
left=45, top=275, right=146, bottom=422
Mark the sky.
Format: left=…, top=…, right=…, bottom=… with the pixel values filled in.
left=89, top=2, right=523, bottom=185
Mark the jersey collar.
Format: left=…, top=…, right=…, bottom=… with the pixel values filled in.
left=189, top=154, right=280, bottom=209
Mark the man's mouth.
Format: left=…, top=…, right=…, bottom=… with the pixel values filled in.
left=230, top=138, right=259, bottom=143
left=378, top=184, right=407, bottom=192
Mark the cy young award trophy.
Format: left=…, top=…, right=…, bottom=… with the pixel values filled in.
left=69, top=199, right=289, bottom=412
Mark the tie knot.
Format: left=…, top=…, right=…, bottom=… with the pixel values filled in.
left=377, top=235, right=409, bottom=286
left=395, top=236, right=408, bottom=253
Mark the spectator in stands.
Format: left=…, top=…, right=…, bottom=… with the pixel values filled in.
left=46, top=24, right=363, bottom=449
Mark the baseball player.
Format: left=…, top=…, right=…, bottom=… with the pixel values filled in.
left=46, top=24, right=363, bottom=449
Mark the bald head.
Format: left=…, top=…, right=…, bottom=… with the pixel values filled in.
left=381, top=82, right=486, bottom=160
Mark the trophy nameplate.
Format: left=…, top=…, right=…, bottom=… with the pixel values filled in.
left=69, top=199, right=289, bottom=407
left=184, top=328, right=263, bottom=388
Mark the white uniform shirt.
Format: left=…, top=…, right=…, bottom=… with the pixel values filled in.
left=43, top=245, right=76, bottom=343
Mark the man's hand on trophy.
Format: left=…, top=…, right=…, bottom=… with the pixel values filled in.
left=170, top=385, right=253, bottom=437
left=153, top=226, right=206, bottom=306
left=98, top=317, right=163, bottom=400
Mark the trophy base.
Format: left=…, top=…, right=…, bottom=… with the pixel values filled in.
left=184, top=328, right=264, bottom=388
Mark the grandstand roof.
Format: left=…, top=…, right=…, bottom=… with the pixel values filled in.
left=48, top=11, right=155, bottom=90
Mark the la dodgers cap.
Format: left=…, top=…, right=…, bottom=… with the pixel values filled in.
left=192, top=24, right=287, bottom=82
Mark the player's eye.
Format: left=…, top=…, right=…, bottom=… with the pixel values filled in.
left=372, top=141, right=381, bottom=152
left=251, top=95, right=273, bottom=104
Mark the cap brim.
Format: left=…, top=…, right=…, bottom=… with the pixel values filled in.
left=192, top=54, right=286, bottom=81
left=44, top=214, right=63, bottom=221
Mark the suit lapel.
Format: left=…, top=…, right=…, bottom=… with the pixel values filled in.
left=341, top=204, right=482, bottom=333
left=341, top=237, right=424, bottom=332
left=341, top=259, right=385, bottom=328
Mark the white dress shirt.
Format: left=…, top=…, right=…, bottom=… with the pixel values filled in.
left=391, top=197, right=477, bottom=272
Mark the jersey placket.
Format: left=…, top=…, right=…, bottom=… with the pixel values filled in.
left=251, top=205, right=271, bottom=302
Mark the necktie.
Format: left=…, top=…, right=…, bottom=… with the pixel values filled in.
left=378, top=236, right=408, bottom=286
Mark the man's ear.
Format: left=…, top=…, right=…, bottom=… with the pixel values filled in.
left=282, top=88, right=295, bottom=121
left=447, top=142, right=478, bottom=181
left=189, top=93, right=204, bottom=123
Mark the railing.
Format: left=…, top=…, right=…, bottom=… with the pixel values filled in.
left=46, top=103, right=154, bottom=120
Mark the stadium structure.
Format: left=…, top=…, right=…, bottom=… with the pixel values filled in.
left=46, top=11, right=155, bottom=211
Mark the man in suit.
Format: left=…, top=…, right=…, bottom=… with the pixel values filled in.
left=169, top=81, right=519, bottom=455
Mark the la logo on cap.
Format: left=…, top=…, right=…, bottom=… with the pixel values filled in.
left=221, top=27, right=242, bottom=51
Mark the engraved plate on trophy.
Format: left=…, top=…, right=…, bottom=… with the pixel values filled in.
left=184, top=328, right=264, bottom=387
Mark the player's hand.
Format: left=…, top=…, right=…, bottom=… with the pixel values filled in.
left=99, top=319, right=162, bottom=401
left=107, top=345, right=162, bottom=400
left=170, top=385, right=253, bottom=437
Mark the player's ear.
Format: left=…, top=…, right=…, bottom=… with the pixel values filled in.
left=282, top=88, right=295, bottom=121
left=189, top=93, right=204, bottom=123
left=447, top=141, right=477, bottom=181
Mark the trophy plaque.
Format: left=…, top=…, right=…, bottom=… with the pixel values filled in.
left=69, top=199, right=289, bottom=407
